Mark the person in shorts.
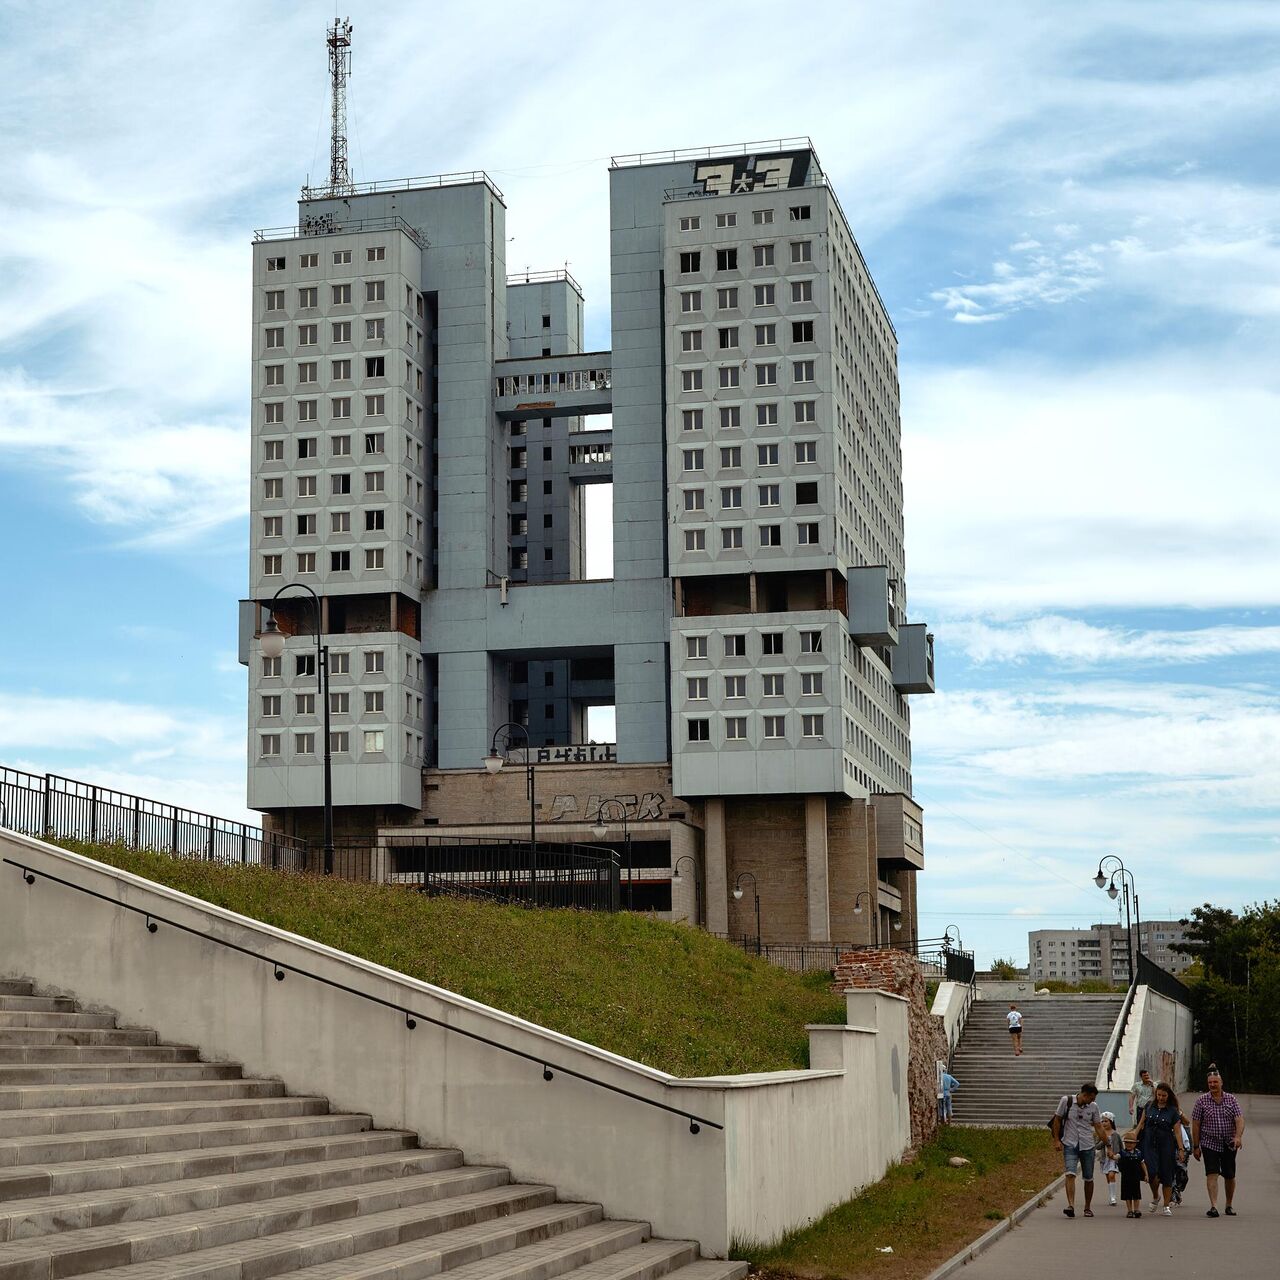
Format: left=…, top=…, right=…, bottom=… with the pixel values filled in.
left=1007, top=1003, right=1023, bottom=1056
left=1192, top=1065, right=1245, bottom=1217
left=1053, top=1083, right=1108, bottom=1217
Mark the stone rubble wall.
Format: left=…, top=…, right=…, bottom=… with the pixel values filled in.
left=833, top=949, right=950, bottom=1148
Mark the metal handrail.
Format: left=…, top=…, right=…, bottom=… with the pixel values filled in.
left=1100, top=979, right=1138, bottom=1089
left=3, top=857, right=720, bottom=1135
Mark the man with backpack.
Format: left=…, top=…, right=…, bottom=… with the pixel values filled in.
left=1052, top=1083, right=1110, bottom=1218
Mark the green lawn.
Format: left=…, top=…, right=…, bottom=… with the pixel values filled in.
left=743, top=1127, right=1059, bottom=1280
left=55, top=842, right=847, bottom=1078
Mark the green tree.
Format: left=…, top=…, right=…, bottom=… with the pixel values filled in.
left=990, top=957, right=1019, bottom=980
left=1174, top=901, right=1280, bottom=1092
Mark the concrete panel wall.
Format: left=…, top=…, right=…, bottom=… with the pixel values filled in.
left=0, top=833, right=914, bottom=1256
left=1105, top=986, right=1194, bottom=1098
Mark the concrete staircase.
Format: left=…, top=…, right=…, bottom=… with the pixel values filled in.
left=0, top=978, right=747, bottom=1280
left=948, top=995, right=1125, bottom=1127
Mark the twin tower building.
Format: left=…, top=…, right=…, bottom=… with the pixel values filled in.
left=239, top=139, right=935, bottom=945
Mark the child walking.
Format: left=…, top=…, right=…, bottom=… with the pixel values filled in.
left=1098, top=1112, right=1121, bottom=1205
left=1118, top=1130, right=1148, bottom=1217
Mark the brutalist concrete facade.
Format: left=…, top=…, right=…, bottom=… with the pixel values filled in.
left=240, top=140, right=935, bottom=943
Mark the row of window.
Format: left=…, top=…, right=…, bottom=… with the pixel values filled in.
left=264, top=398, right=390, bottom=425
left=262, top=689, right=423, bottom=718
left=261, top=652, right=424, bottom=681
left=264, top=355, right=411, bottom=385
left=679, top=320, right=815, bottom=352
left=685, top=671, right=824, bottom=699
left=678, top=361, right=817, bottom=394
left=681, top=480, right=818, bottom=510
left=679, top=405, right=819, bottom=435
left=676, top=205, right=810, bottom=232
left=265, top=247, right=387, bottom=270
left=684, top=630, right=824, bottom=658
left=682, top=439, right=816, bottom=469
left=264, top=510, right=422, bottom=539
left=685, top=713, right=825, bottom=742
left=678, top=280, right=815, bottom=311
left=263, top=432, right=390, bottom=460
left=265, top=281, right=389, bottom=311
left=263, top=548, right=399, bottom=575
left=677, top=242, right=813, bottom=274
left=681, top=522, right=820, bottom=550
left=263, top=471, right=390, bottom=497
left=265, top=319, right=390, bottom=348
left=261, top=729, right=389, bottom=756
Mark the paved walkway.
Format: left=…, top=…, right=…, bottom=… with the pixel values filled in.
left=960, top=1094, right=1279, bottom=1279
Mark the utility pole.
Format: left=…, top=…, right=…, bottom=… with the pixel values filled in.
left=326, top=19, right=354, bottom=196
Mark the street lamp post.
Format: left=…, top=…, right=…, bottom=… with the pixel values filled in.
left=853, top=889, right=878, bottom=947
left=732, top=871, right=761, bottom=955
left=483, top=723, right=536, bottom=903
left=260, top=586, right=333, bottom=875
left=1095, top=855, right=1140, bottom=985
left=943, top=924, right=962, bottom=951
left=591, top=798, right=632, bottom=908
left=671, top=855, right=701, bottom=925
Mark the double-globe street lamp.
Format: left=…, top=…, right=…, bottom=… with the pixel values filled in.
left=260, top=584, right=334, bottom=875
left=671, top=855, right=701, bottom=925
left=732, top=871, right=761, bottom=955
left=591, top=798, right=632, bottom=908
left=483, top=723, right=538, bottom=903
left=1095, top=854, right=1141, bottom=985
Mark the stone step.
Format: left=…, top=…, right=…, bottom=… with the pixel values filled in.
left=0, top=1027, right=162, bottom=1047
left=0, top=1109, right=372, bottom=1170
left=0, top=1151, right=483, bottom=1243
left=0, top=1077, right=281, bottom=1111
left=81, top=1199, right=602, bottom=1280
left=0, top=1179, right=560, bottom=1279
left=0, top=995, right=79, bottom=1013
left=0, top=1127, right=416, bottom=1201
left=0, top=1062, right=242, bottom=1086
left=0, top=1010, right=117, bottom=1029
left=0, top=1044, right=199, bottom=1064
left=0, top=1093, right=327, bottom=1140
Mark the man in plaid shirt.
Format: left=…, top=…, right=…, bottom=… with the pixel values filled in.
left=1192, top=1065, right=1245, bottom=1217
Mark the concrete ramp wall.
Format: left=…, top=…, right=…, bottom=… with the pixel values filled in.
left=1096, top=985, right=1195, bottom=1125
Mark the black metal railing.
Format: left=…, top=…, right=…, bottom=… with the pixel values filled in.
left=2, top=857, right=717, bottom=1136
left=1, top=768, right=305, bottom=867
left=715, top=936, right=853, bottom=972
left=712, top=933, right=977, bottom=981
left=1136, top=952, right=1192, bottom=1005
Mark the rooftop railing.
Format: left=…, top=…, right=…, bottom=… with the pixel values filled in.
left=507, top=268, right=584, bottom=295
left=301, top=170, right=503, bottom=201
left=611, top=137, right=816, bottom=168
left=253, top=214, right=427, bottom=248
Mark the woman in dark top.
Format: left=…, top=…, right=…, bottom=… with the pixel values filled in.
left=1136, top=1083, right=1185, bottom=1215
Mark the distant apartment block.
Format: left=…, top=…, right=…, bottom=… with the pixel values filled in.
left=1029, top=921, right=1193, bottom=984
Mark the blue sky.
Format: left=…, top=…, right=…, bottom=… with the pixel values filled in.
left=1, top=2, right=1277, bottom=964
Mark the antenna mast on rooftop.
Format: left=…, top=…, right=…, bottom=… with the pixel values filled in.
left=326, top=18, right=354, bottom=196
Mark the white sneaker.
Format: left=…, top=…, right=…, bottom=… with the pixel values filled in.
left=1163, top=1206, right=1173, bottom=1216
left=1150, top=1200, right=1160, bottom=1213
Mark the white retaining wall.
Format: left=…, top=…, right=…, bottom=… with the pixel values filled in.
left=1096, top=985, right=1194, bottom=1126
left=0, top=831, right=911, bottom=1256
left=930, top=980, right=975, bottom=1057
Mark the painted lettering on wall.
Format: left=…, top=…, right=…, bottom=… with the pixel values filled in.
left=690, top=150, right=813, bottom=196
left=547, top=792, right=668, bottom=822
left=511, top=744, right=617, bottom=765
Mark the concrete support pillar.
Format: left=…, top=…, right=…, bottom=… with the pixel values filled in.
left=390, top=593, right=399, bottom=632
left=704, top=798, right=728, bottom=935
left=804, top=794, right=830, bottom=942
left=748, top=573, right=758, bottom=613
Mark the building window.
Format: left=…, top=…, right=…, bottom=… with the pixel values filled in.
left=262, top=655, right=281, bottom=678
left=794, top=401, right=817, bottom=424
left=687, top=676, right=709, bottom=700
left=724, top=634, right=746, bottom=657
left=759, top=524, right=782, bottom=547
left=265, top=256, right=285, bottom=272
left=364, top=690, right=385, bottom=713
left=363, top=730, right=385, bottom=753
left=364, top=429, right=385, bottom=452
left=762, top=632, right=784, bottom=655
left=715, top=212, right=737, bottom=228
left=725, top=675, right=746, bottom=699
left=679, top=215, right=700, bottom=232
left=294, top=732, right=315, bottom=755
left=330, top=730, right=350, bottom=753
left=716, top=247, right=738, bottom=271
left=330, top=550, right=351, bottom=571
left=801, top=672, right=824, bottom=696
left=753, top=244, right=774, bottom=268
left=366, top=318, right=385, bottom=340
left=264, top=402, right=284, bottom=424
left=300, top=252, right=318, bottom=268
left=763, top=673, right=785, bottom=696
left=263, top=478, right=283, bottom=499
left=265, top=289, right=284, bottom=311
left=757, top=443, right=779, bottom=465
left=719, top=366, right=740, bottom=389
left=265, top=327, right=284, bottom=349
left=329, top=283, right=351, bottom=306
left=789, top=205, right=811, bottom=221
left=261, top=695, right=281, bottom=717
left=260, top=734, right=281, bottom=757
left=264, top=364, right=284, bottom=386
left=263, top=516, right=282, bottom=538
left=331, top=359, right=351, bottom=382
left=263, top=438, right=284, bottom=462
left=686, top=635, right=708, bottom=659
left=365, top=280, right=385, bottom=303
left=364, top=471, right=385, bottom=492
left=682, top=408, right=704, bottom=432
left=797, top=521, right=820, bottom=544
left=725, top=716, right=748, bottom=741
left=298, top=362, right=317, bottom=384
left=758, top=483, right=780, bottom=507
left=755, top=363, right=777, bottom=387
left=365, top=355, right=385, bottom=377
left=297, top=512, right=317, bottom=535
left=755, top=322, right=776, bottom=346
left=680, top=329, right=703, bottom=352
left=802, top=714, right=824, bottom=737
left=791, top=280, right=813, bottom=304
left=298, top=400, right=317, bottom=422
left=331, top=435, right=351, bottom=457
left=790, top=240, right=813, bottom=264
left=718, top=326, right=739, bottom=349
left=364, top=509, right=385, bottom=531
left=679, top=251, right=701, bottom=274
left=296, top=475, right=316, bottom=497
left=716, top=286, right=739, bottom=308
left=367, top=246, right=385, bottom=261
left=263, top=554, right=282, bottom=575
left=365, top=650, right=384, bottom=673
left=753, top=283, right=776, bottom=306
left=296, top=653, right=316, bottom=677
left=680, top=290, right=702, bottom=312
left=719, top=406, right=741, bottom=429
left=332, top=321, right=352, bottom=343
left=795, top=481, right=819, bottom=505
left=332, top=249, right=352, bottom=265
left=330, top=651, right=349, bottom=675
left=683, top=489, right=704, bottom=511
left=296, top=552, right=316, bottom=573
left=753, top=209, right=774, bottom=225
left=721, top=526, right=743, bottom=548
left=331, top=396, right=351, bottom=418
left=682, top=448, right=704, bottom=471
left=794, top=360, right=815, bottom=383
left=683, top=528, right=706, bottom=551
left=720, top=446, right=742, bottom=469
left=688, top=718, right=710, bottom=742
left=364, top=547, right=385, bottom=570
left=795, top=440, right=817, bottom=463
left=763, top=715, right=786, bottom=739
left=792, top=320, right=814, bottom=343
left=757, top=403, right=778, bottom=427
left=801, top=630, right=823, bottom=653
left=298, top=324, right=317, bottom=345
left=681, top=369, right=703, bottom=392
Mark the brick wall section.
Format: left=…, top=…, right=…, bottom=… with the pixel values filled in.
left=833, top=949, right=949, bottom=1149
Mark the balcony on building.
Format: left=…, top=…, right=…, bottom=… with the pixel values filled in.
left=847, top=566, right=899, bottom=646
left=494, top=353, right=613, bottom=420
left=869, top=793, right=924, bottom=871
left=889, top=623, right=935, bottom=694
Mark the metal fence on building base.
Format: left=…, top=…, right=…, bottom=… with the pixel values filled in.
left=714, top=932, right=977, bottom=980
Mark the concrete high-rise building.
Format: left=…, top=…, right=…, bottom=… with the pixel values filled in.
left=1029, top=921, right=1193, bottom=985
left=238, top=140, right=935, bottom=944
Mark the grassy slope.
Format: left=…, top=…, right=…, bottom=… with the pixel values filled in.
left=58, top=843, right=846, bottom=1078
left=745, top=1127, right=1060, bottom=1280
